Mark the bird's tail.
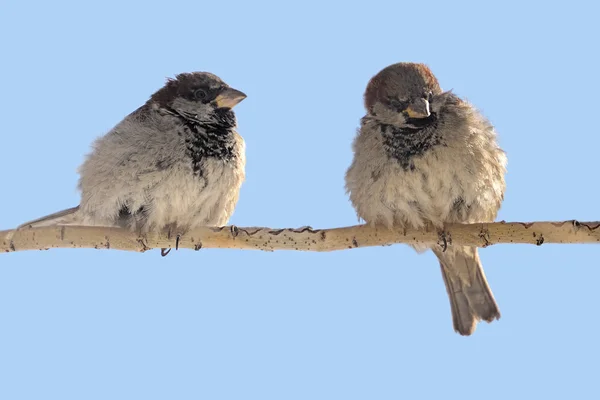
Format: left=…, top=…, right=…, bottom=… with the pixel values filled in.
left=17, top=206, right=82, bottom=229
left=432, top=246, right=500, bottom=336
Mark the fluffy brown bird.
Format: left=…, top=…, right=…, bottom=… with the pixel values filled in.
left=18, top=72, right=247, bottom=256
left=345, top=62, right=507, bottom=335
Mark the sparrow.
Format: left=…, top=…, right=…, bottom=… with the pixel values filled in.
left=345, top=62, right=507, bottom=335
left=18, top=72, right=247, bottom=256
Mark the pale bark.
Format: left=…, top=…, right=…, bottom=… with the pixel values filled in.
left=2, top=220, right=599, bottom=254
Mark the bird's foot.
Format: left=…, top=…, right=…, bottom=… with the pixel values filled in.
left=437, top=230, right=451, bottom=252
left=161, top=224, right=182, bottom=257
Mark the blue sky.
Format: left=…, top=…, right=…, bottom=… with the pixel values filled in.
left=1, top=0, right=599, bottom=398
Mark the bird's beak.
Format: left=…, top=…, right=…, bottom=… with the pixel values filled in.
left=404, top=98, right=431, bottom=119
left=214, top=88, right=247, bottom=109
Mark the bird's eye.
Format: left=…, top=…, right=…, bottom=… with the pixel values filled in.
left=194, top=89, right=207, bottom=100
left=427, top=91, right=434, bottom=101
left=388, top=98, right=409, bottom=112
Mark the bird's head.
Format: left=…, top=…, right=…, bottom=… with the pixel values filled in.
left=364, top=62, right=444, bottom=126
left=150, top=72, right=246, bottom=121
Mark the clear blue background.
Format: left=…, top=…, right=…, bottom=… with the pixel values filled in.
left=1, top=0, right=599, bottom=398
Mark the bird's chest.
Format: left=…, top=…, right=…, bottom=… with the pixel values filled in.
left=148, top=124, right=244, bottom=227
left=374, top=144, right=470, bottom=227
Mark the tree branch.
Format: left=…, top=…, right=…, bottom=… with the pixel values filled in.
left=2, top=220, right=599, bottom=254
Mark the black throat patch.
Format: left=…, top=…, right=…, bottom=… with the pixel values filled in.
left=173, top=108, right=238, bottom=177
left=370, top=114, right=443, bottom=171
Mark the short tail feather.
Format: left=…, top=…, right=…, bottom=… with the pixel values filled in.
left=17, top=206, right=82, bottom=229
left=433, top=246, right=500, bottom=336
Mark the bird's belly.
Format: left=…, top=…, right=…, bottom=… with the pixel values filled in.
left=355, top=157, right=470, bottom=229
left=146, top=158, right=244, bottom=230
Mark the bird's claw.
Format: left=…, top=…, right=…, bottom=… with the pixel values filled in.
left=161, top=225, right=181, bottom=256
left=438, top=230, right=450, bottom=252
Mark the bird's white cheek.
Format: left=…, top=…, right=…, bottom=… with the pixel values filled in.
left=170, top=98, right=213, bottom=120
